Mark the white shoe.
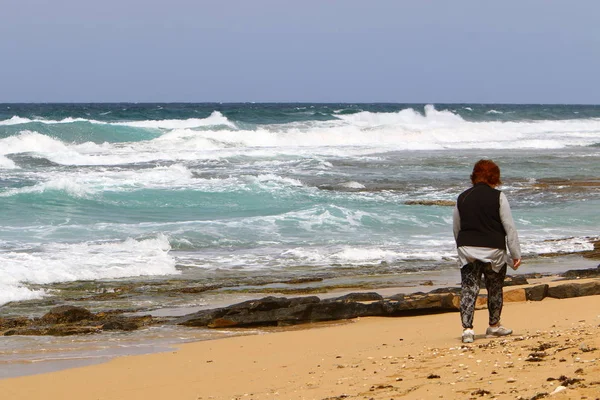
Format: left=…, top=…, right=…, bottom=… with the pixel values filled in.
left=462, top=328, right=475, bottom=343
left=486, top=325, right=512, bottom=338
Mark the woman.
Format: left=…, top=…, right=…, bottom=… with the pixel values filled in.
left=452, top=159, right=522, bottom=343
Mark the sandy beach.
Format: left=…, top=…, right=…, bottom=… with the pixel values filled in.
left=1, top=283, right=599, bottom=400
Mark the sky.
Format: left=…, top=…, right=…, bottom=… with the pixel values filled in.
left=2, top=0, right=600, bottom=103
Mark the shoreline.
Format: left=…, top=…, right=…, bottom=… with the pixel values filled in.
left=1, top=256, right=598, bottom=381
left=0, top=290, right=598, bottom=399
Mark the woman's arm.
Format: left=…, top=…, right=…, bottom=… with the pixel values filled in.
left=499, top=192, right=521, bottom=261
left=452, top=205, right=461, bottom=242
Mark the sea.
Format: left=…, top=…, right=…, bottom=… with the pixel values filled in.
left=1, top=103, right=599, bottom=376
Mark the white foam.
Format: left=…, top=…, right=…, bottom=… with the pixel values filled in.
left=0, top=234, right=177, bottom=306
left=521, top=236, right=594, bottom=255
left=0, top=116, right=91, bottom=125
left=0, top=111, right=236, bottom=130
left=0, top=155, right=17, bottom=169
left=338, top=181, right=366, bottom=189
left=112, top=111, right=236, bottom=129
left=0, top=164, right=198, bottom=197
left=2, top=106, right=599, bottom=167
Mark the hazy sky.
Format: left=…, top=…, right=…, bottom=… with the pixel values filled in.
left=2, top=0, right=599, bottom=103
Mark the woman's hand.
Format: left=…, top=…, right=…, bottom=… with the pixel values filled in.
left=513, top=259, right=521, bottom=270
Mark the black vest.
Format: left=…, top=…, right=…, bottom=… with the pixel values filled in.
left=456, top=183, right=506, bottom=250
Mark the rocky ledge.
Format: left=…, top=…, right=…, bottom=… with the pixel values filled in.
left=0, top=305, right=161, bottom=336
left=177, top=266, right=600, bottom=329
left=2, top=266, right=599, bottom=336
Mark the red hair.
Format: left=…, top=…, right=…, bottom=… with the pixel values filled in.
left=470, top=159, right=502, bottom=186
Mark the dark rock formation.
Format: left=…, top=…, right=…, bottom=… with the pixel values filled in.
left=176, top=291, right=460, bottom=328
left=560, top=265, right=600, bottom=279
left=404, top=200, right=456, bottom=206
left=40, top=305, right=95, bottom=324
left=582, top=239, right=600, bottom=260
left=0, top=305, right=158, bottom=336
left=504, top=275, right=529, bottom=286
left=547, top=281, right=600, bottom=299
left=525, top=284, right=549, bottom=301
left=176, top=277, right=600, bottom=329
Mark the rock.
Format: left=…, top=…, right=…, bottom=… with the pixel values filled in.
left=525, top=284, right=549, bottom=301
left=550, top=386, right=567, bottom=395
left=386, top=293, right=406, bottom=301
left=2, top=305, right=160, bottom=336
left=177, top=292, right=464, bottom=328
left=503, top=275, right=529, bottom=286
left=0, top=316, right=30, bottom=330
left=335, top=292, right=383, bottom=302
left=404, top=200, right=456, bottom=206
left=387, top=293, right=459, bottom=314
left=503, top=289, right=526, bottom=302
left=101, top=316, right=150, bottom=331
left=560, top=265, right=600, bottom=278
left=208, top=299, right=382, bottom=328
left=582, top=239, right=600, bottom=260
left=40, top=305, right=96, bottom=324
left=4, top=326, right=101, bottom=336
left=475, top=295, right=488, bottom=309
left=428, top=287, right=461, bottom=295
left=177, top=296, right=321, bottom=327
left=547, top=281, right=600, bottom=299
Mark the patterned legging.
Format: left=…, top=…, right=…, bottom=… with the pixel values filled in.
left=460, top=261, right=507, bottom=329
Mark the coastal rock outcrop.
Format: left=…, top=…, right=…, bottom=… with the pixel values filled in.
left=0, top=305, right=157, bottom=336
left=176, top=278, right=600, bottom=329
left=2, top=275, right=600, bottom=335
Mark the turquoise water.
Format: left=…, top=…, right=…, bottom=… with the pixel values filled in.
left=1, top=103, right=599, bottom=311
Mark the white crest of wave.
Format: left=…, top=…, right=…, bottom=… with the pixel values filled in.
left=253, top=174, right=304, bottom=187
left=0, top=111, right=235, bottom=130
left=111, top=111, right=236, bottom=130
left=0, top=234, right=177, bottom=306
left=3, top=106, right=599, bottom=166
left=0, top=116, right=91, bottom=125
left=280, top=245, right=454, bottom=266
left=338, top=181, right=366, bottom=189
left=0, top=155, right=18, bottom=169
left=521, top=236, right=594, bottom=255
left=0, top=130, right=76, bottom=156
left=0, top=177, right=95, bottom=198
left=0, top=116, right=33, bottom=125
left=336, top=104, right=465, bottom=127
left=1, top=164, right=197, bottom=197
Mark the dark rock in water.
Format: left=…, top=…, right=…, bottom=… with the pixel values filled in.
left=519, top=272, right=548, bottom=279
left=582, top=239, right=600, bottom=260
left=4, top=326, right=101, bottom=336
left=40, top=305, right=96, bottom=324
left=172, top=284, right=222, bottom=294
left=283, top=277, right=324, bottom=284
left=0, top=316, right=30, bottom=330
left=560, top=265, right=600, bottom=279
left=101, top=316, right=152, bottom=331
left=404, top=200, right=456, bottom=206
left=504, top=275, right=529, bottom=286
left=525, top=284, right=549, bottom=301
left=547, top=282, right=600, bottom=299
left=1, top=305, right=159, bottom=336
